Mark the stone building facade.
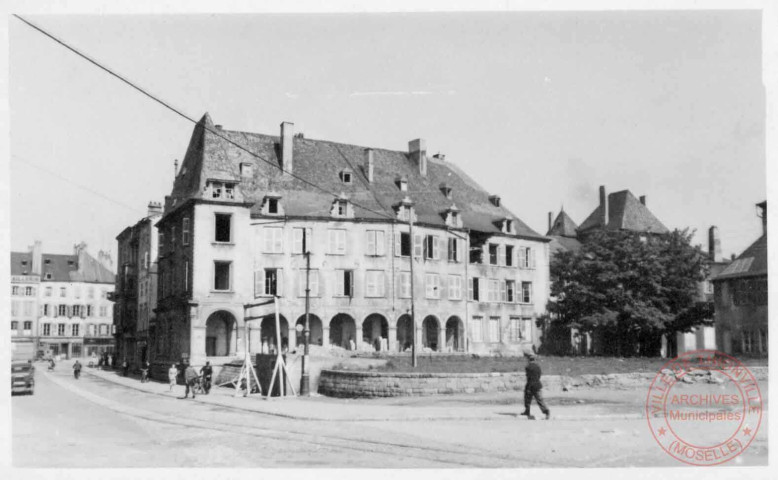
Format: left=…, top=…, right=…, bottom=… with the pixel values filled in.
left=11, top=242, right=115, bottom=360
left=114, top=202, right=162, bottom=366
left=151, top=114, right=549, bottom=368
left=712, top=201, right=768, bottom=356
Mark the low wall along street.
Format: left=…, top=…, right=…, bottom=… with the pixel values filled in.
left=317, top=367, right=769, bottom=398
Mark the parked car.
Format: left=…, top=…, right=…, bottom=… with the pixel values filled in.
left=11, top=361, right=35, bottom=395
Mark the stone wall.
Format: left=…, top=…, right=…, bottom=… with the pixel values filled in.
left=318, top=370, right=524, bottom=397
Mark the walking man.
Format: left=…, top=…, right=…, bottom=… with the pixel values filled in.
left=200, top=361, right=213, bottom=395
left=521, top=354, right=550, bottom=420
left=73, top=360, right=82, bottom=379
left=183, top=363, right=199, bottom=399
left=140, top=360, right=150, bottom=383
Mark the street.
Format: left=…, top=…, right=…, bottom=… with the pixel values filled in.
left=11, top=363, right=768, bottom=468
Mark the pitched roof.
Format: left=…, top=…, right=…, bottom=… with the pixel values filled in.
left=547, top=210, right=578, bottom=237
left=713, top=234, right=767, bottom=281
left=578, top=190, right=669, bottom=234
left=169, top=114, right=547, bottom=240
left=548, top=235, right=582, bottom=256
left=10, top=250, right=115, bottom=284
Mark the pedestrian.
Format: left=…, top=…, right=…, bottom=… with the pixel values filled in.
left=122, top=359, right=129, bottom=377
left=520, top=354, right=550, bottom=420
left=200, top=361, right=213, bottom=394
left=168, top=364, right=178, bottom=391
left=73, top=360, right=82, bottom=379
left=140, top=360, right=150, bottom=383
left=183, top=363, right=199, bottom=399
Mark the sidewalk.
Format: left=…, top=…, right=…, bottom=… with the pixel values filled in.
left=81, top=365, right=645, bottom=422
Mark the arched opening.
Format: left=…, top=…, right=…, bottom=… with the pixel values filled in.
left=329, top=314, right=357, bottom=350
left=205, top=310, right=236, bottom=357
left=422, top=316, right=440, bottom=351
left=362, top=314, right=389, bottom=351
left=295, top=314, right=324, bottom=348
left=260, top=314, right=289, bottom=353
left=445, top=316, right=465, bottom=352
left=396, top=314, right=413, bottom=352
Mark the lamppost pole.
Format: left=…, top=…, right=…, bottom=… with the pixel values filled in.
left=300, top=250, right=311, bottom=395
left=409, top=215, right=417, bottom=368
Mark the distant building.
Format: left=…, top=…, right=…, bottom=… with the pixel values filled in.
left=114, top=202, right=163, bottom=366
left=10, top=242, right=115, bottom=360
left=545, top=186, right=717, bottom=356
left=148, top=113, right=550, bottom=369
left=712, top=201, right=767, bottom=356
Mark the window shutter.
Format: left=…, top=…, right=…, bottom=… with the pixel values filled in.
left=305, top=228, right=313, bottom=253
left=432, top=236, right=439, bottom=260
left=527, top=283, right=533, bottom=303
left=378, top=271, right=385, bottom=297
left=394, top=232, right=401, bottom=257
left=530, top=248, right=536, bottom=269
left=274, top=228, right=284, bottom=253
left=293, top=228, right=303, bottom=254
left=500, top=281, right=507, bottom=302
left=479, top=281, right=486, bottom=303
left=338, top=230, right=347, bottom=255
left=366, top=231, right=375, bottom=255
left=376, top=231, right=385, bottom=256
left=413, top=234, right=423, bottom=258
left=336, top=270, right=344, bottom=296
left=277, top=270, right=284, bottom=296
left=263, top=228, right=272, bottom=253
left=254, top=271, right=264, bottom=297
left=456, top=239, right=462, bottom=262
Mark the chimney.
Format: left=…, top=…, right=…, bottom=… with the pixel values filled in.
left=639, top=195, right=646, bottom=206
left=98, top=250, right=114, bottom=272
left=433, top=153, right=446, bottom=161
left=599, top=185, right=608, bottom=226
left=215, top=124, right=223, bottom=131
left=365, top=149, right=374, bottom=183
left=280, top=121, right=294, bottom=174
left=30, top=240, right=42, bottom=276
left=757, top=201, right=767, bottom=235
left=548, top=212, right=554, bottom=232
left=408, top=139, right=427, bottom=177
left=489, top=195, right=501, bottom=207
left=148, top=201, right=163, bottom=217
left=708, top=226, right=722, bottom=262
left=174, top=159, right=179, bottom=179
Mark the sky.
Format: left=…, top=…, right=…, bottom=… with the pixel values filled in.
left=8, top=10, right=767, bottom=263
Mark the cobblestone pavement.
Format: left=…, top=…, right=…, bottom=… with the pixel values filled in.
left=10, top=361, right=769, bottom=468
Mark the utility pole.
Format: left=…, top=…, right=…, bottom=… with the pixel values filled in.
left=300, top=250, right=311, bottom=395
left=408, top=215, right=417, bottom=368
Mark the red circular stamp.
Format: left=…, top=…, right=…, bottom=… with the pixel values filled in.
left=645, top=350, right=763, bottom=466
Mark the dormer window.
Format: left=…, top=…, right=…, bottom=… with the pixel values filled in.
left=396, top=176, right=408, bottom=192
left=501, top=218, right=515, bottom=234
left=444, top=204, right=463, bottom=228
left=21, top=260, right=28, bottom=266
left=208, top=181, right=236, bottom=200
left=440, top=183, right=452, bottom=200
left=261, top=193, right=283, bottom=216
left=331, top=194, right=353, bottom=219
left=337, top=200, right=347, bottom=216
left=395, top=197, right=416, bottom=222
left=489, top=195, right=501, bottom=207
left=240, top=163, right=254, bottom=177
left=44, top=259, right=51, bottom=264
left=340, top=169, right=353, bottom=184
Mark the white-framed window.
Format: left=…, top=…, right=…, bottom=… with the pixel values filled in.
left=365, top=270, right=386, bottom=297
left=519, top=247, right=536, bottom=269
left=424, top=235, right=440, bottom=260
left=209, top=181, right=235, bottom=199
left=509, top=317, right=521, bottom=342
left=448, top=275, right=463, bottom=300
left=506, top=280, right=516, bottom=303
left=335, top=270, right=354, bottom=297
left=257, top=268, right=282, bottom=296
left=60, top=287, right=67, bottom=297
left=365, top=230, right=386, bottom=256
left=23, top=321, right=32, bottom=334
left=24, top=302, right=33, bottom=316
left=214, top=213, right=232, bottom=243
left=183, top=217, right=191, bottom=245
left=328, top=229, right=347, bottom=255
left=263, top=226, right=284, bottom=253
left=470, top=317, right=483, bottom=343
left=398, top=272, right=412, bottom=298
left=297, top=269, right=320, bottom=297
left=521, top=317, right=533, bottom=341
left=11, top=301, right=19, bottom=316
left=499, top=281, right=508, bottom=302
left=25, top=286, right=34, bottom=296
left=99, top=306, right=107, bottom=317
left=488, top=244, right=499, bottom=265
left=425, top=274, right=441, bottom=299
left=488, top=279, right=500, bottom=303
left=88, top=287, right=95, bottom=299
left=72, top=324, right=80, bottom=337
left=521, top=282, right=533, bottom=304
left=413, top=234, right=423, bottom=258
left=447, top=237, right=463, bottom=262
left=11, top=321, right=18, bottom=333
left=505, top=245, right=514, bottom=267
left=489, top=317, right=500, bottom=343
left=58, top=323, right=66, bottom=336
left=42, top=324, right=51, bottom=336
left=11, top=286, right=19, bottom=296
left=241, top=163, right=254, bottom=177
left=45, top=286, right=52, bottom=297
left=293, top=227, right=313, bottom=254
left=99, top=324, right=108, bottom=336
left=395, top=232, right=412, bottom=257
left=59, top=305, right=68, bottom=317
left=213, top=261, right=231, bottom=291
left=468, top=277, right=480, bottom=301
left=86, top=305, right=93, bottom=317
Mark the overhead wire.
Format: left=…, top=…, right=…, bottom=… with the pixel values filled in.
left=13, top=14, right=400, bottom=224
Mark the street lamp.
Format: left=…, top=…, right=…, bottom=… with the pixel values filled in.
left=300, top=250, right=311, bottom=395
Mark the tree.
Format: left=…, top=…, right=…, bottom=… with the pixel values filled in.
left=547, top=229, right=709, bottom=356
